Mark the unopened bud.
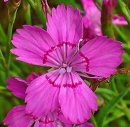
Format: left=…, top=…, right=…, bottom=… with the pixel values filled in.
left=101, top=0, right=117, bottom=37
left=103, top=0, right=117, bottom=12
left=41, top=0, right=51, bottom=16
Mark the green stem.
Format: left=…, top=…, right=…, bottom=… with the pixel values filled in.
left=0, top=89, right=11, bottom=97
left=118, top=0, right=130, bottom=24
left=121, top=101, right=130, bottom=121
left=25, top=4, right=32, bottom=24
left=110, top=77, right=118, bottom=94
left=0, top=24, right=7, bottom=44
left=112, top=24, right=128, bottom=43
left=6, top=0, right=21, bottom=77
left=101, top=1, right=115, bottom=38
left=26, top=0, right=46, bottom=27
left=104, top=112, right=124, bottom=125
left=91, top=115, right=98, bottom=127
left=0, top=86, right=7, bottom=91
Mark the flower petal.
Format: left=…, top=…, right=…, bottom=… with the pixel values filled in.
left=11, top=25, right=60, bottom=67
left=25, top=71, right=61, bottom=117
left=3, top=105, right=34, bottom=127
left=58, top=111, right=94, bottom=127
left=4, top=0, right=8, bottom=2
left=112, top=15, right=128, bottom=25
left=59, top=72, right=98, bottom=124
left=47, top=4, right=83, bottom=45
left=40, top=111, right=58, bottom=127
left=57, top=119, right=72, bottom=127
left=6, top=77, right=27, bottom=99
left=72, top=36, right=123, bottom=77
left=81, top=0, right=101, bottom=36
left=26, top=72, right=39, bottom=82
left=78, top=122, right=94, bottom=127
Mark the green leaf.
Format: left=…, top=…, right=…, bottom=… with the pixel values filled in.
left=0, top=49, right=6, bottom=70
left=117, top=0, right=130, bottom=24
left=0, top=49, right=5, bottom=61
left=123, top=52, right=130, bottom=63
left=0, top=24, right=7, bottom=44
left=96, top=87, right=130, bottom=127
left=96, top=88, right=117, bottom=96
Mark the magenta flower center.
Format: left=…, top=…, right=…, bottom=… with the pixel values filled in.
left=42, top=41, right=90, bottom=76
left=43, top=42, right=78, bottom=67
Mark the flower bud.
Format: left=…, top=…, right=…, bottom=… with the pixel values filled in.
left=103, top=0, right=117, bottom=12
left=41, top=0, right=51, bottom=16
left=101, top=0, right=117, bottom=37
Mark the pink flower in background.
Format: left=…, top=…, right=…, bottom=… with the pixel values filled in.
left=26, top=72, right=39, bottom=82
left=7, top=77, right=28, bottom=99
left=4, top=105, right=55, bottom=127
left=4, top=105, right=66, bottom=127
left=81, top=0, right=102, bottom=38
left=4, top=0, right=8, bottom=2
left=112, top=15, right=128, bottom=25
left=6, top=73, right=39, bottom=99
left=81, top=0, right=128, bottom=39
left=11, top=4, right=123, bottom=124
left=4, top=105, right=93, bottom=127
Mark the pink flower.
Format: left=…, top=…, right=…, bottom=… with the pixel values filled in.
left=26, top=72, right=39, bottom=82
left=6, top=73, right=39, bottom=99
left=81, top=0, right=102, bottom=38
left=6, top=77, right=28, bottom=99
left=3, top=105, right=62, bottom=127
left=11, top=4, right=123, bottom=124
left=4, top=0, right=8, bottom=2
left=112, top=15, right=128, bottom=25
left=81, top=0, right=128, bottom=39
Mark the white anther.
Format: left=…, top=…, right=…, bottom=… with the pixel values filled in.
left=59, top=68, right=66, bottom=74
left=67, top=66, right=72, bottom=72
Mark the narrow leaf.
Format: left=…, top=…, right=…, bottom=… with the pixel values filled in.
left=96, top=87, right=130, bottom=127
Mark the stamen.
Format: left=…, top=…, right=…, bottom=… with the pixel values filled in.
left=66, top=66, right=72, bottom=72
left=59, top=68, right=66, bottom=74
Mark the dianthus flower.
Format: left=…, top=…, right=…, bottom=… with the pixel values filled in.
left=81, top=0, right=128, bottom=39
left=3, top=74, right=94, bottom=127
left=11, top=4, right=123, bottom=124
